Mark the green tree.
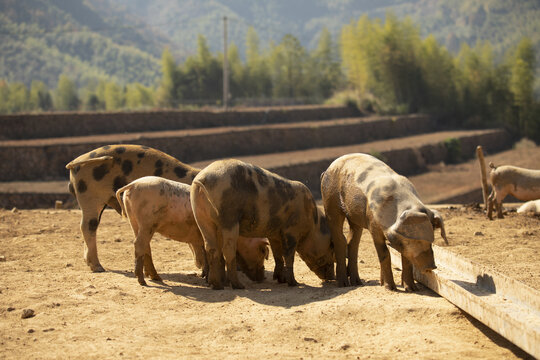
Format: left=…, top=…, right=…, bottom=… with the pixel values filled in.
left=225, top=43, right=246, bottom=100
left=245, top=27, right=271, bottom=98
left=375, top=13, right=424, bottom=112
left=29, top=80, right=53, bottom=111
left=454, top=42, right=503, bottom=127
left=155, top=48, right=179, bottom=108
left=104, top=81, right=124, bottom=110
left=340, top=13, right=425, bottom=112
left=509, top=38, right=536, bottom=138
left=419, top=35, right=457, bottom=115
left=55, top=74, right=79, bottom=111
left=182, top=35, right=222, bottom=102
left=8, top=82, right=30, bottom=113
left=269, top=34, right=309, bottom=98
left=125, top=83, right=154, bottom=109
left=0, top=80, right=9, bottom=114
left=340, top=15, right=373, bottom=98
left=312, top=27, right=344, bottom=99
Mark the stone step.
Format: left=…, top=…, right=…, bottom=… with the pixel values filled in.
left=0, top=114, right=433, bottom=182
left=0, top=128, right=512, bottom=209
left=0, top=105, right=359, bottom=140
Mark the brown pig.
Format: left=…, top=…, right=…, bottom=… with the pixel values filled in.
left=116, top=176, right=269, bottom=286
left=190, top=159, right=335, bottom=290
left=66, top=144, right=200, bottom=273
left=321, top=153, right=447, bottom=290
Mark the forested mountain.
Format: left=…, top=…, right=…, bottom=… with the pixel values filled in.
left=0, top=0, right=168, bottom=88
left=87, top=0, right=539, bottom=74
left=0, top=0, right=538, bottom=89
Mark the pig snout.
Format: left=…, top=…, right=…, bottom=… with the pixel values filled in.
left=414, top=248, right=436, bottom=273
left=309, top=256, right=335, bottom=281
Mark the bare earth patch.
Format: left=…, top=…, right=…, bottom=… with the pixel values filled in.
left=0, top=207, right=537, bottom=359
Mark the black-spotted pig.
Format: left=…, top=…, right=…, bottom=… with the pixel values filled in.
left=321, top=153, right=447, bottom=290
left=190, top=159, right=335, bottom=290
left=66, top=144, right=200, bottom=273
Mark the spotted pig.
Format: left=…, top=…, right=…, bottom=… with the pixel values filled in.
left=115, top=176, right=270, bottom=286
left=66, top=144, right=200, bottom=273
left=190, top=159, right=335, bottom=290
left=321, top=153, right=447, bottom=290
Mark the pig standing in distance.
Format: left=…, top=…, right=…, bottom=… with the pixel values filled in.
left=487, top=162, right=540, bottom=219
left=66, top=144, right=200, bottom=273
left=190, top=159, right=335, bottom=290
left=321, top=153, right=448, bottom=290
left=116, top=176, right=270, bottom=286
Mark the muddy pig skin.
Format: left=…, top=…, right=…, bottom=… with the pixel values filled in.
left=66, top=144, right=200, bottom=273
left=321, top=153, right=447, bottom=291
left=190, top=159, right=335, bottom=290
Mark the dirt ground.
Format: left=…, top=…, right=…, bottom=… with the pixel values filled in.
left=0, top=203, right=537, bottom=359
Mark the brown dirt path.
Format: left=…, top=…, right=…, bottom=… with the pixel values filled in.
left=0, top=207, right=536, bottom=359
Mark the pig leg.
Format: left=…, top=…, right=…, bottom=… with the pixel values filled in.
left=347, top=223, right=363, bottom=286
left=143, top=248, right=162, bottom=282
left=370, top=226, right=396, bottom=291
left=80, top=204, right=106, bottom=272
left=134, top=231, right=153, bottom=286
left=189, top=243, right=209, bottom=279
left=204, top=242, right=225, bottom=290
left=268, top=236, right=286, bottom=283
left=221, top=224, right=244, bottom=289
left=124, top=209, right=161, bottom=282
left=323, top=201, right=349, bottom=287
left=495, top=192, right=505, bottom=219
left=401, top=255, right=417, bottom=292
left=191, top=189, right=224, bottom=289
left=281, top=233, right=298, bottom=287
left=201, top=227, right=225, bottom=290
left=487, top=190, right=495, bottom=220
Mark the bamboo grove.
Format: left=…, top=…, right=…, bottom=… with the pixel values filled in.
left=0, top=14, right=538, bottom=141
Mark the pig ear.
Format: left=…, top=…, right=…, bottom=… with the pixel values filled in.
left=430, top=210, right=449, bottom=245
left=392, top=210, right=434, bottom=243
left=260, top=242, right=270, bottom=260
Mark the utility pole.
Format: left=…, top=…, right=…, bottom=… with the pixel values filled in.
left=223, top=16, right=229, bottom=110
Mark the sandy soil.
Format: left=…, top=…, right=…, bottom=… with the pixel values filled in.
left=0, top=205, right=537, bottom=359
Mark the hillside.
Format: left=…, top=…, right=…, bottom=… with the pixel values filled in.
left=0, top=0, right=538, bottom=89
left=0, top=0, right=166, bottom=87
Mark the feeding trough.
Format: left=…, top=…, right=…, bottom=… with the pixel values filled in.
left=390, top=244, right=540, bottom=358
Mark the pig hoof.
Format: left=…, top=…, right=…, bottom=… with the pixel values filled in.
left=349, top=276, right=363, bottom=286
left=287, top=280, right=299, bottom=287
left=231, top=282, right=245, bottom=290
left=337, top=277, right=350, bottom=287
left=90, top=264, right=105, bottom=273
left=273, top=272, right=286, bottom=283
left=151, top=275, right=163, bottom=282
left=211, top=283, right=224, bottom=290
left=138, top=279, right=148, bottom=286
left=404, top=284, right=418, bottom=292
left=384, top=283, right=397, bottom=291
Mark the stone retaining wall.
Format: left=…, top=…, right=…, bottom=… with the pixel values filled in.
left=0, top=114, right=433, bottom=182
left=0, top=105, right=359, bottom=140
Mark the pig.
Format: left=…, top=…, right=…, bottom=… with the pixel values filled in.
left=487, top=162, right=540, bottom=219
left=66, top=144, right=200, bottom=273
left=321, top=153, right=448, bottom=290
left=115, top=176, right=269, bottom=286
left=190, top=159, right=335, bottom=290
left=517, top=199, right=540, bottom=214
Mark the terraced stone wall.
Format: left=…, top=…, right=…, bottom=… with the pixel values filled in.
left=0, top=106, right=359, bottom=140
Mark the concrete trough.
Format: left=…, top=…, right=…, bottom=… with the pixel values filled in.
left=390, top=246, right=540, bottom=358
